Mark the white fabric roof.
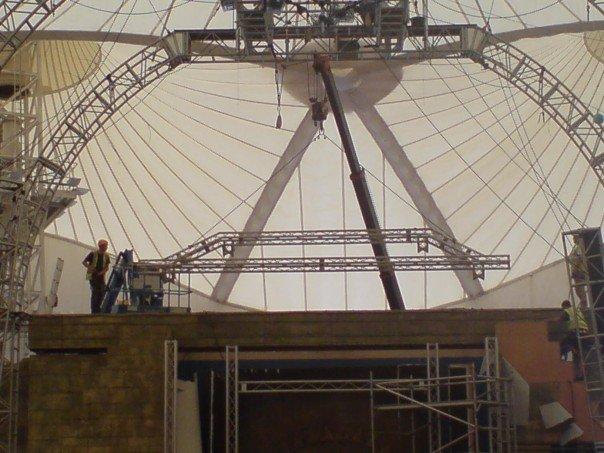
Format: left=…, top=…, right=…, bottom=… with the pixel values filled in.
left=32, top=1, right=603, bottom=310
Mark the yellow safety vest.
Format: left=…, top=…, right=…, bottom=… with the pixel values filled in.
left=565, top=307, right=588, bottom=333
left=86, top=251, right=110, bottom=280
left=569, top=243, right=587, bottom=276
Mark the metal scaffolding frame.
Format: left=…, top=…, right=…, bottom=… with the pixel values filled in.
left=0, top=0, right=68, bottom=71
left=225, top=345, right=239, bottom=453
left=0, top=314, right=22, bottom=453
left=562, top=228, right=604, bottom=426
left=1, top=21, right=602, bottom=321
left=229, top=338, right=515, bottom=452
left=164, top=339, right=177, bottom=453
left=427, top=343, right=441, bottom=452
left=0, top=2, right=602, bottom=449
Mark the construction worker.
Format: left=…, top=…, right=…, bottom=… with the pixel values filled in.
left=82, top=239, right=110, bottom=314
left=560, top=299, right=589, bottom=379
left=569, top=234, right=588, bottom=309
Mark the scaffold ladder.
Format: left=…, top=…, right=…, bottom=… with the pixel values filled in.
left=225, top=345, right=239, bottom=453
left=484, top=337, right=515, bottom=452
left=562, top=228, right=604, bottom=426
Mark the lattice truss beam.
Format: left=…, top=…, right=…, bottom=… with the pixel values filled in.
left=2, top=22, right=604, bottom=314
left=462, top=27, right=604, bottom=186
left=0, top=0, right=67, bottom=71
left=170, top=228, right=497, bottom=260
left=148, top=228, right=509, bottom=277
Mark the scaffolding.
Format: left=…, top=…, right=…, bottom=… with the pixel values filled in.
left=164, top=339, right=177, bottom=453
left=225, top=345, right=239, bottom=453
left=562, top=228, right=604, bottom=425
left=226, top=338, right=516, bottom=452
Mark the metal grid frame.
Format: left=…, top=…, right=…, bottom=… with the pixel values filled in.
left=562, top=228, right=604, bottom=425
left=0, top=0, right=68, bottom=72
left=0, top=315, right=22, bottom=453
left=0, top=5, right=602, bottom=449
left=167, top=228, right=492, bottom=263
left=235, top=339, right=516, bottom=452
left=427, top=343, right=441, bottom=452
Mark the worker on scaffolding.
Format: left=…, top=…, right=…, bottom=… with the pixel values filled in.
left=560, top=299, right=589, bottom=379
left=82, top=239, right=111, bottom=314
left=569, top=234, right=589, bottom=309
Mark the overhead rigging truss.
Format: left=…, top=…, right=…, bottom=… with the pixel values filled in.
left=138, top=228, right=510, bottom=278
left=3, top=20, right=604, bottom=315
left=0, top=0, right=67, bottom=71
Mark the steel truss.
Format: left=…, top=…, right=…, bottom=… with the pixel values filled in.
left=168, top=228, right=491, bottom=261
left=225, top=345, right=239, bottom=453
left=137, top=253, right=509, bottom=275
left=463, top=28, right=604, bottom=186
left=0, top=0, right=67, bottom=71
left=231, top=338, right=515, bottom=452
left=562, top=228, right=604, bottom=425
left=164, top=339, right=177, bottom=453
left=143, top=228, right=509, bottom=278
left=0, top=12, right=601, bottom=449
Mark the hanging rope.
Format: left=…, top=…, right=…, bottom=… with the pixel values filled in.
left=274, top=63, right=284, bottom=129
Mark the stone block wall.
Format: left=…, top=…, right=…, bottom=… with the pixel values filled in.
left=25, top=335, right=166, bottom=452
left=23, top=309, right=562, bottom=451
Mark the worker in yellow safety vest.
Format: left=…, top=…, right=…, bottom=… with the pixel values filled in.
left=560, top=300, right=589, bottom=380
left=569, top=235, right=588, bottom=309
left=82, top=239, right=111, bottom=313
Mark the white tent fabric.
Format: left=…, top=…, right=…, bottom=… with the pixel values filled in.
left=32, top=1, right=603, bottom=310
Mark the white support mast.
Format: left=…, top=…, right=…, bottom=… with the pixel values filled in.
left=347, top=90, right=484, bottom=298
left=211, top=109, right=318, bottom=303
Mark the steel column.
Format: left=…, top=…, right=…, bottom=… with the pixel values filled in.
left=164, top=339, right=177, bottom=453
left=225, top=345, right=239, bottom=453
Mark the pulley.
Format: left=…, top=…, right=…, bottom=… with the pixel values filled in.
left=310, top=97, right=328, bottom=126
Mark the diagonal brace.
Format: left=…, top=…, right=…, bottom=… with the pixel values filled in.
left=313, top=54, right=405, bottom=310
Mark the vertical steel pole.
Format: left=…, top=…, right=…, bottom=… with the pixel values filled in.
left=225, top=346, right=239, bottom=453
left=427, top=343, right=441, bottom=452
left=210, top=369, right=215, bottom=453
left=370, top=371, right=376, bottom=453
left=313, top=54, right=405, bottom=310
left=164, top=340, right=177, bottom=453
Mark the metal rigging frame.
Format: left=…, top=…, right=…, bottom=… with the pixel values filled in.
left=225, top=337, right=515, bottom=452
left=0, top=1, right=603, bottom=449
left=562, top=228, right=604, bottom=427
left=0, top=0, right=68, bottom=72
